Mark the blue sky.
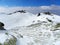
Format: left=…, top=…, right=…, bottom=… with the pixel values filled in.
left=0, top=0, right=60, bottom=6
left=0, top=0, right=60, bottom=15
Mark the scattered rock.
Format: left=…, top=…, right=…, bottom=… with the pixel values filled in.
left=46, top=18, right=52, bottom=22
left=55, top=23, right=60, bottom=28
left=16, top=10, right=26, bottom=13
left=44, top=12, right=51, bottom=15
left=8, top=10, right=26, bottom=15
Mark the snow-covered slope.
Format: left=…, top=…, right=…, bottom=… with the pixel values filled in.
left=0, top=12, right=60, bottom=45
left=0, top=12, right=35, bottom=29
left=34, top=13, right=60, bottom=23
left=0, top=12, right=60, bottom=29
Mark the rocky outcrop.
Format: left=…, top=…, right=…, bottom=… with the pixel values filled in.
left=44, top=12, right=51, bottom=15
left=4, top=36, right=17, bottom=45
left=0, top=32, right=17, bottom=45
left=8, top=10, right=26, bottom=15
left=37, top=13, right=40, bottom=16
left=0, top=22, right=5, bottom=30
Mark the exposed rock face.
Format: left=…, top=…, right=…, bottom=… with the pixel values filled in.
left=0, top=22, right=5, bottom=30
left=37, top=13, right=40, bottom=16
left=16, top=10, right=26, bottom=13
left=8, top=10, right=26, bottom=15
left=44, top=12, right=51, bottom=15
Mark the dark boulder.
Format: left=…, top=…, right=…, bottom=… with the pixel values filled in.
left=0, top=22, right=6, bottom=30
left=37, top=13, right=40, bottom=16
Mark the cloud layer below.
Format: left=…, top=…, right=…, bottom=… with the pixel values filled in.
left=0, top=5, right=60, bottom=15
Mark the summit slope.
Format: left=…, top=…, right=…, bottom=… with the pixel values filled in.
left=0, top=12, right=60, bottom=45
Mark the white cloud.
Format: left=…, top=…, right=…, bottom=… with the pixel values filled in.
left=0, top=5, right=60, bottom=15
